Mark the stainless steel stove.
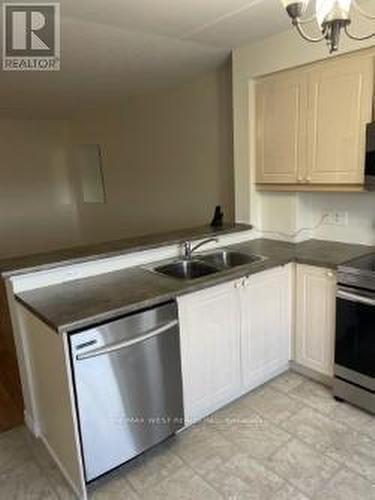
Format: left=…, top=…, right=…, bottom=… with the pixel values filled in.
left=335, top=254, right=375, bottom=414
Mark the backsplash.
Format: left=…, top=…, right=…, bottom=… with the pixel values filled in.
left=252, top=190, right=375, bottom=246
left=299, top=192, right=375, bottom=246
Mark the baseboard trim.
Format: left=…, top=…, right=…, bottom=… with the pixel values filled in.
left=183, top=363, right=290, bottom=428
left=24, top=410, right=41, bottom=437
left=242, top=364, right=290, bottom=393
left=290, top=361, right=333, bottom=387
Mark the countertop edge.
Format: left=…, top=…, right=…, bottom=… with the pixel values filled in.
left=1, top=224, right=252, bottom=278
left=16, top=292, right=178, bottom=334
left=16, top=256, right=290, bottom=334
left=15, top=238, right=375, bottom=334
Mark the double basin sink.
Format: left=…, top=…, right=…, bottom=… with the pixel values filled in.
left=150, top=250, right=266, bottom=281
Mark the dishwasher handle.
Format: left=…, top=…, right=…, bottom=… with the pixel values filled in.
left=76, top=320, right=178, bottom=361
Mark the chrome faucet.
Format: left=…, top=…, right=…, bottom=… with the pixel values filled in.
left=183, top=238, right=218, bottom=260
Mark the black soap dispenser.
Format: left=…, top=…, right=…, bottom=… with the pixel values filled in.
left=210, top=205, right=224, bottom=228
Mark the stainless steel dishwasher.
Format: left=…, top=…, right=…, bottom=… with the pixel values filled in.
left=69, top=301, right=184, bottom=482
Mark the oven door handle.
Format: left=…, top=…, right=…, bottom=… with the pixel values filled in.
left=337, top=289, right=375, bottom=306
left=76, top=320, right=178, bottom=361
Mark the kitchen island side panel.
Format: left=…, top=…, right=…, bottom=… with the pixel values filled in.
left=16, top=304, right=86, bottom=499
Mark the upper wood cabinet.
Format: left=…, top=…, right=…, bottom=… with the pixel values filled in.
left=307, top=56, right=373, bottom=184
left=255, top=52, right=374, bottom=190
left=256, top=69, right=307, bottom=184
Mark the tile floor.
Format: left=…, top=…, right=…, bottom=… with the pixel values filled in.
left=1, top=371, right=375, bottom=499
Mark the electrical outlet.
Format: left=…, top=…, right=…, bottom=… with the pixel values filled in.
left=324, top=210, right=349, bottom=226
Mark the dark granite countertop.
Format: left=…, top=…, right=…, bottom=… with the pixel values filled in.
left=15, top=238, right=374, bottom=334
left=0, top=223, right=251, bottom=278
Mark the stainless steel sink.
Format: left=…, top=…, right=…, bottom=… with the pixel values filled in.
left=200, top=250, right=264, bottom=269
left=147, top=249, right=266, bottom=281
left=153, top=259, right=219, bottom=280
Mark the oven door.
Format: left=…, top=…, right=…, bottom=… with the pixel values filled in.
left=365, top=122, right=375, bottom=188
left=335, top=286, right=375, bottom=386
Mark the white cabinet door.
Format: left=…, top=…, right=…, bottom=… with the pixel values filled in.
left=240, top=265, right=292, bottom=389
left=295, top=265, right=336, bottom=376
left=177, top=280, right=242, bottom=425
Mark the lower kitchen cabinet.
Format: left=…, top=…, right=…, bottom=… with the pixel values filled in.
left=177, top=265, right=292, bottom=425
left=177, top=281, right=242, bottom=425
left=240, top=265, right=292, bottom=389
left=295, top=264, right=336, bottom=377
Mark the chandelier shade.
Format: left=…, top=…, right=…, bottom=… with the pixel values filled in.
left=281, top=0, right=375, bottom=52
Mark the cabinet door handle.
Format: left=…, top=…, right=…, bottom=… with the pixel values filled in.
left=327, top=271, right=334, bottom=278
left=243, top=277, right=250, bottom=288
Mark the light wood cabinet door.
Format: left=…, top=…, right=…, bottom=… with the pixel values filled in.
left=240, top=265, right=292, bottom=389
left=177, top=281, right=241, bottom=425
left=295, top=265, right=336, bottom=377
left=307, top=56, right=373, bottom=185
left=256, top=70, right=307, bottom=184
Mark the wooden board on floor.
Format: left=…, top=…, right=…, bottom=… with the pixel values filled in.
left=0, top=279, right=23, bottom=430
left=0, top=374, right=23, bottom=432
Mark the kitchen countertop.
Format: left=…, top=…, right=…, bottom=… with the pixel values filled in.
left=0, top=223, right=251, bottom=278
left=16, top=238, right=374, bottom=334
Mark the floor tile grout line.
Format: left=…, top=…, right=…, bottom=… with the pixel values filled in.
left=259, top=432, right=343, bottom=498
left=273, top=382, right=375, bottom=485
left=308, top=465, right=345, bottom=500
left=3, top=433, right=61, bottom=499
left=198, top=414, right=299, bottom=499
left=179, top=456, right=224, bottom=499
left=27, top=446, right=62, bottom=499
left=242, top=397, right=307, bottom=428
left=126, top=451, right=185, bottom=497
left=253, top=388, right=365, bottom=499
left=283, top=416, right=375, bottom=487
left=287, top=428, right=375, bottom=494
left=23, top=429, right=66, bottom=499
left=269, top=478, right=314, bottom=500
left=125, top=477, right=141, bottom=499
left=132, top=448, right=222, bottom=499
left=170, top=437, right=227, bottom=498
left=173, top=436, right=285, bottom=500
left=282, top=378, right=375, bottom=442
left=266, top=372, right=306, bottom=394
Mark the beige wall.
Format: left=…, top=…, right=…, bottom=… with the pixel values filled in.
left=233, top=10, right=375, bottom=245
left=70, top=62, right=234, bottom=244
left=0, top=119, right=81, bottom=258
left=0, top=63, right=234, bottom=258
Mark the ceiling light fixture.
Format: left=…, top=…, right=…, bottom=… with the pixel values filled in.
left=281, top=0, right=375, bottom=53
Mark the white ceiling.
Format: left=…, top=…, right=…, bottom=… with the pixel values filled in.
left=0, top=0, right=290, bottom=117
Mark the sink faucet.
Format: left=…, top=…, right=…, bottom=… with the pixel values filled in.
left=183, top=238, right=218, bottom=259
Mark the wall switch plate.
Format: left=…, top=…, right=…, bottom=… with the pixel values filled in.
left=324, top=210, right=349, bottom=226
